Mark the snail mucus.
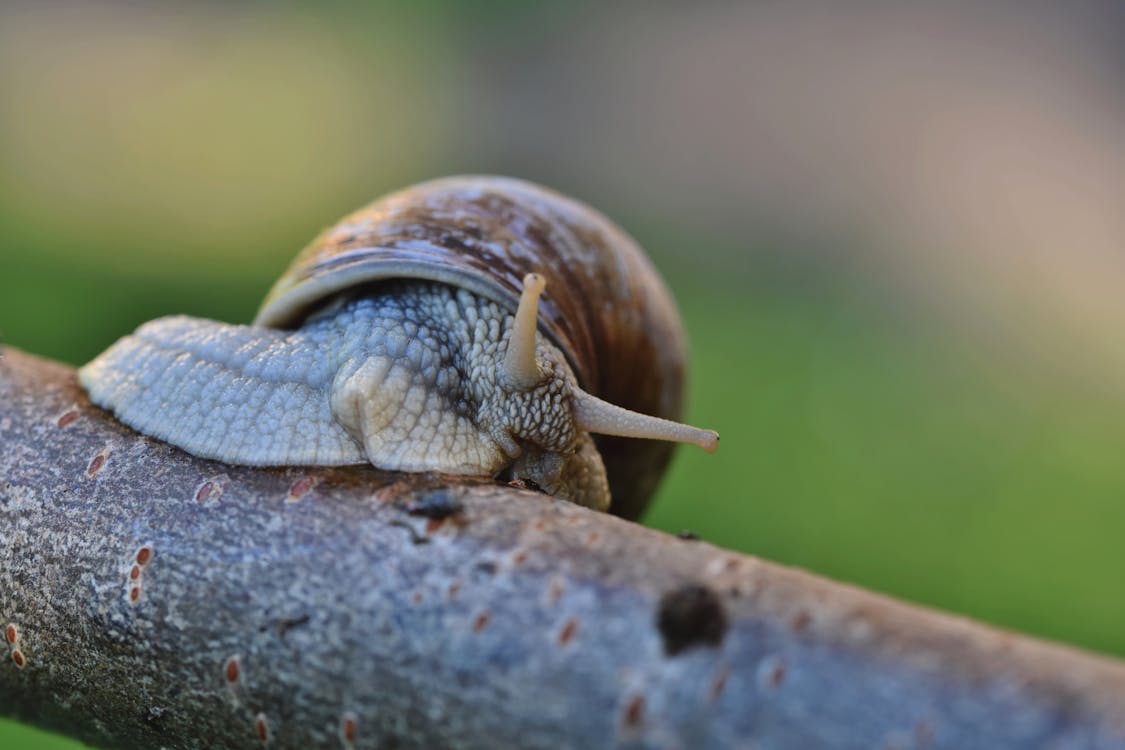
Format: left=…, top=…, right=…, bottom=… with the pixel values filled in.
left=79, top=176, right=718, bottom=515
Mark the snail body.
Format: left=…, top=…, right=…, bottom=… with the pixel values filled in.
left=79, top=176, right=717, bottom=514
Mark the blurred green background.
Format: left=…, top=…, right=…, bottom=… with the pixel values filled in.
left=4, top=1, right=1125, bottom=747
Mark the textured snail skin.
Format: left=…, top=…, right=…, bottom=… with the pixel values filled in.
left=79, top=281, right=611, bottom=510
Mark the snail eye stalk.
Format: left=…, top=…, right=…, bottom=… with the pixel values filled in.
left=572, top=389, right=719, bottom=452
left=502, top=273, right=547, bottom=390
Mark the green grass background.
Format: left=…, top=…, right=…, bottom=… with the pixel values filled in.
left=3, top=2, right=1124, bottom=747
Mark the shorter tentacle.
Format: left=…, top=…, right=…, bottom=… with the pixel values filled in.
left=501, top=273, right=546, bottom=390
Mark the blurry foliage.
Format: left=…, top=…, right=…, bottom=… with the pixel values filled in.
left=3, top=1, right=1125, bottom=748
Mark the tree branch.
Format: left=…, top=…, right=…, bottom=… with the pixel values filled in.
left=1, top=346, right=1124, bottom=749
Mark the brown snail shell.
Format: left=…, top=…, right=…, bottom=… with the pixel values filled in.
left=256, top=175, right=689, bottom=519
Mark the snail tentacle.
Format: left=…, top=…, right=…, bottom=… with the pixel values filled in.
left=500, top=273, right=547, bottom=390
left=572, top=389, right=719, bottom=452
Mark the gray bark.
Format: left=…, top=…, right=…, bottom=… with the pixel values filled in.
left=1, top=346, right=1124, bottom=750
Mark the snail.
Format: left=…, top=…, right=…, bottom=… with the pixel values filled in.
left=79, top=176, right=717, bottom=516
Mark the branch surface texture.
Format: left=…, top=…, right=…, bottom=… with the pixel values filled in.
left=1, top=347, right=1124, bottom=749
